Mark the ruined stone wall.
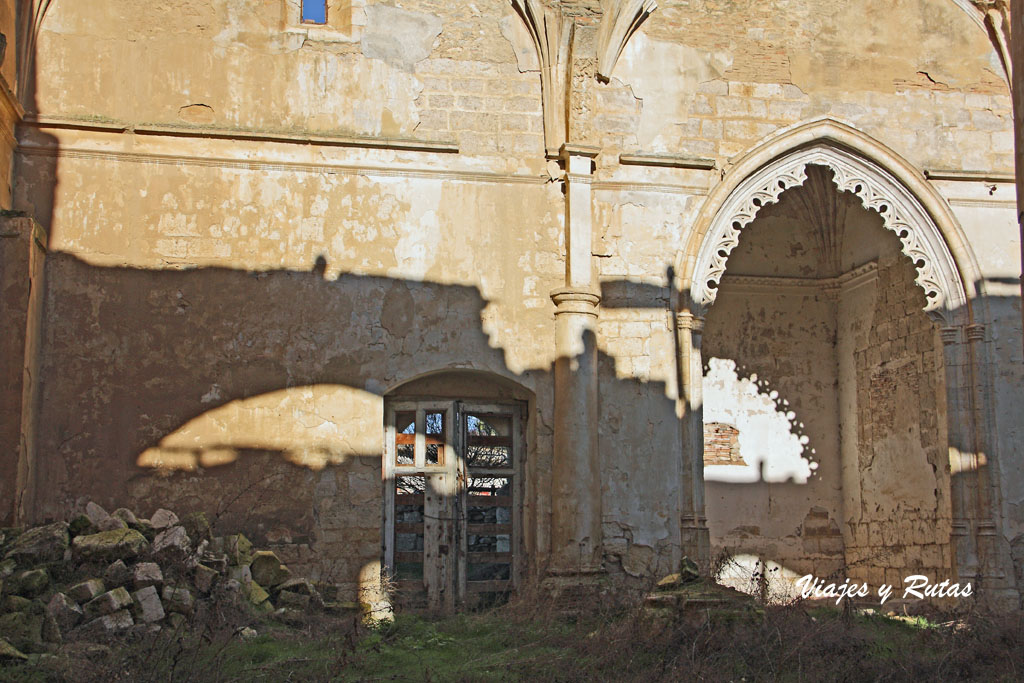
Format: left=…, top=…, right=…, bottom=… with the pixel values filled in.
left=7, top=0, right=1022, bottom=599
left=702, top=283, right=846, bottom=580
left=840, top=253, right=951, bottom=589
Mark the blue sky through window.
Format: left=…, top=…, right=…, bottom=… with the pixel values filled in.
left=302, top=0, right=327, bottom=24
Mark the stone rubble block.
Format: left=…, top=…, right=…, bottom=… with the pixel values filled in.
left=84, top=502, right=110, bottom=526
left=96, top=516, right=127, bottom=532
left=112, top=508, right=140, bottom=527
left=132, top=562, right=163, bottom=590
left=228, top=564, right=252, bottom=584
left=132, top=586, right=165, bottom=624
left=2, top=594, right=33, bottom=613
left=8, top=568, right=49, bottom=598
left=68, top=578, right=105, bottom=603
left=249, top=550, right=291, bottom=588
left=104, top=559, right=131, bottom=588
left=161, top=586, right=194, bottom=615
left=0, top=637, right=28, bottom=661
left=150, top=509, right=179, bottom=530
left=201, top=551, right=228, bottom=573
left=151, top=526, right=191, bottom=562
left=0, top=558, right=16, bottom=578
left=68, top=514, right=95, bottom=538
left=275, top=590, right=311, bottom=609
left=46, top=593, right=83, bottom=631
left=0, top=612, right=44, bottom=653
left=225, top=534, right=254, bottom=566
left=84, top=609, right=134, bottom=634
left=193, top=564, right=219, bottom=594
left=84, top=586, right=133, bottom=618
left=3, top=522, right=69, bottom=565
left=72, top=528, right=149, bottom=563
left=243, top=580, right=270, bottom=607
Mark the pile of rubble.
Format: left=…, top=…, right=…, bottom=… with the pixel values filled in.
left=0, top=503, right=352, bottom=662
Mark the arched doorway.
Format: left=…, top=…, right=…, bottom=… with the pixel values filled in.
left=676, top=120, right=1015, bottom=602
left=383, top=369, right=533, bottom=611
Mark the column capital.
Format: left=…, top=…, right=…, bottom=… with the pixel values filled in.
left=940, top=325, right=962, bottom=346
left=966, top=323, right=986, bottom=342
left=558, top=143, right=601, bottom=161
left=676, top=311, right=705, bottom=334
left=551, top=287, right=601, bottom=316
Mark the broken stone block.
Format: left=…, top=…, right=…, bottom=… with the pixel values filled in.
left=0, top=637, right=28, bottom=661
left=68, top=514, right=96, bottom=538
left=151, top=526, right=191, bottom=562
left=96, top=516, right=127, bottom=532
left=225, top=534, right=253, bottom=566
left=243, top=580, right=270, bottom=607
left=132, top=562, right=163, bottom=590
left=84, top=587, right=133, bottom=618
left=249, top=551, right=290, bottom=588
left=2, top=595, right=33, bottom=613
left=201, top=551, right=228, bottom=573
left=104, top=560, right=131, bottom=588
left=193, top=564, right=218, bottom=594
left=238, top=627, right=257, bottom=640
left=228, top=564, right=252, bottom=584
left=150, top=509, right=179, bottom=530
left=46, top=593, right=83, bottom=631
left=0, top=558, right=16, bottom=578
left=112, top=508, right=140, bottom=527
left=679, top=556, right=700, bottom=583
left=165, top=612, right=186, bottom=630
left=84, top=502, right=110, bottom=526
left=82, top=609, right=134, bottom=635
left=0, top=612, right=44, bottom=653
left=131, top=586, right=165, bottom=624
left=68, top=578, right=105, bottom=603
left=275, top=590, right=311, bottom=610
left=181, top=512, right=212, bottom=543
left=72, top=529, right=149, bottom=563
left=8, top=568, right=49, bottom=598
left=161, top=586, right=194, bottom=615
left=3, top=522, right=69, bottom=565
left=41, top=612, right=62, bottom=644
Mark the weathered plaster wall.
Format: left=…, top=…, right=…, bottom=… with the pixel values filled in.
left=8, top=0, right=1021, bottom=600
left=604, top=0, right=1011, bottom=174
left=838, top=252, right=951, bottom=589
left=703, top=282, right=844, bottom=580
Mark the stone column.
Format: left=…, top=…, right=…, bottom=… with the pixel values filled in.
left=0, top=216, right=47, bottom=526
left=677, top=311, right=710, bottom=570
left=1013, top=0, right=1024, bottom=353
left=940, top=324, right=978, bottom=583
left=548, top=143, right=603, bottom=577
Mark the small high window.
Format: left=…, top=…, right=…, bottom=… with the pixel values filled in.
left=301, top=0, right=327, bottom=24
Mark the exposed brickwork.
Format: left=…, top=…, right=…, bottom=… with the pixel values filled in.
left=703, top=422, right=745, bottom=466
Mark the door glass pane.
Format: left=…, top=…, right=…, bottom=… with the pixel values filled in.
left=394, top=475, right=425, bottom=582
left=466, top=414, right=512, bottom=468
left=467, top=562, right=511, bottom=581
left=425, top=411, right=444, bottom=465
left=467, top=534, right=511, bottom=553
left=395, top=412, right=415, bottom=466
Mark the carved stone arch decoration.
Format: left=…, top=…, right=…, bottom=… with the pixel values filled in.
left=682, top=119, right=978, bottom=327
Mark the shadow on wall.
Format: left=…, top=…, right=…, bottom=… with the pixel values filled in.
left=26, top=251, right=681, bottom=598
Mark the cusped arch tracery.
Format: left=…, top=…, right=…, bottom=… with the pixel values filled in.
left=690, top=144, right=967, bottom=323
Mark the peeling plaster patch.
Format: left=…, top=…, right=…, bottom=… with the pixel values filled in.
left=615, top=33, right=732, bottom=151
left=361, top=4, right=442, bottom=71
left=703, top=357, right=811, bottom=484
left=200, top=384, right=223, bottom=404
left=178, top=104, right=215, bottom=124
left=499, top=13, right=539, bottom=72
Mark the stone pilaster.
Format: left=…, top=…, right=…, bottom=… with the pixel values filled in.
left=677, top=311, right=710, bottom=570
left=547, top=142, right=603, bottom=578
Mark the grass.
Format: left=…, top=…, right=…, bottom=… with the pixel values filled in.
left=2, top=598, right=1022, bottom=681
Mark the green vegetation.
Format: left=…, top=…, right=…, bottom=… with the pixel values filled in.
left=2, top=599, right=1022, bottom=681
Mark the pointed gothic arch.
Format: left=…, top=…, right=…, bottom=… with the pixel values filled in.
left=679, top=118, right=977, bottom=325
left=673, top=118, right=1018, bottom=602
